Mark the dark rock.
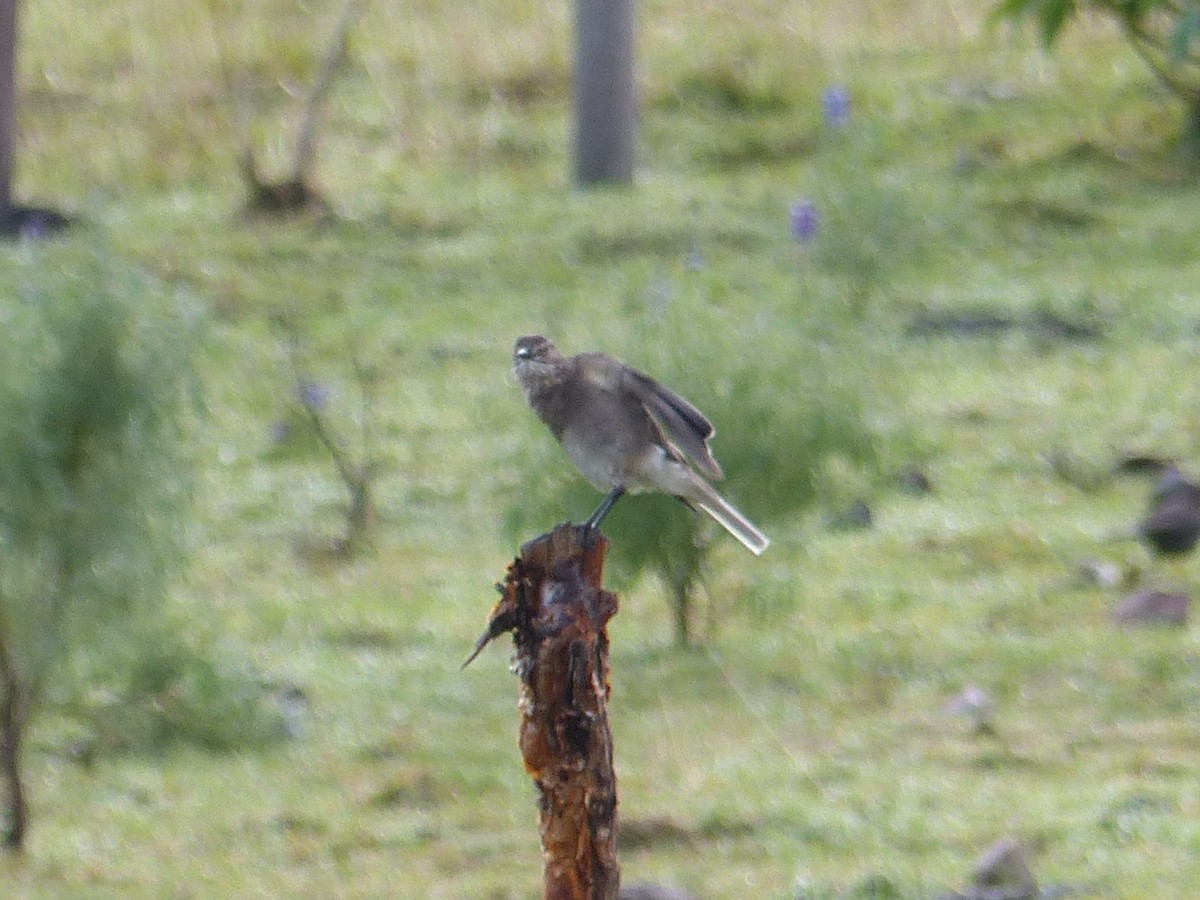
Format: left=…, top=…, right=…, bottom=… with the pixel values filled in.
left=973, top=836, right=1037, bottom=898
left=826, top=498, right=873, bottom=532
left=905, top=308, right=1101, bottom=342
left=0, top=204, right=73, bottom=239
left=896, top=466, right=934, bottom=495
left=907, top=309, right=1014, bottom=338
left=1025, top=310, right=1101, bottom=342
left=1112, top=589, right=1190, bottom=627
left=939, top=836, right=1039, bottom=899
left=1137, top=467, right=1200, bottom=556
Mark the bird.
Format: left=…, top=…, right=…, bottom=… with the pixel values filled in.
left=1137, top=465, right=1200, bottom=557
left=512, top=335, right=769, bottom=555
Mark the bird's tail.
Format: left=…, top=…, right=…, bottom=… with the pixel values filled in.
left=690, top=478, right=770, bottom=556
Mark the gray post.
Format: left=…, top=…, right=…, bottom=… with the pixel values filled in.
left=0, top=0, right=16, bottom=220
left=573, top=0, right=635, bottom=186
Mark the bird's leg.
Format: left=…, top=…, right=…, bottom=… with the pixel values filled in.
left=584, top=486, right=626, bottom=531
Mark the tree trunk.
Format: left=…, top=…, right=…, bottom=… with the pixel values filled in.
left=1183, top=90, right=1200, bottom=166
left=573, top=0, right=636, bottom=186
left=0, top=664, right=28, bottom=852
left=0, top=0, right=17, bottom=220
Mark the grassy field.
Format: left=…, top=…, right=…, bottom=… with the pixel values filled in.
left=4, top=1, right=1200, bottom=897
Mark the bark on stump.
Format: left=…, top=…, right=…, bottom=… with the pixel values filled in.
left=468, top=524, right=620, bottom=899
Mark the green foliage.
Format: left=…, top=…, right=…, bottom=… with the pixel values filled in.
left=993, top=0, right=1079, bottom=46
left=1171, top=6, right=1200, bottom=64
left=79, top=636, right=289, bottom=754
left=993, top=0, right=1200, bottom=152
left=0, top=244, right=196, bottom=690
left=808, top=177, right=939, bottom=315
left=0, top=242, right=287, bottom=852
left=0, top=243, right=205, bottom=848
left=804, top=109, right=956, bottom=313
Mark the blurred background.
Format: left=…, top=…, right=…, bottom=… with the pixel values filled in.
left=2, top=0, right=1200, bottom=897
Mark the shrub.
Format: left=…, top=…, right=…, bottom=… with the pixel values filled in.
left=994, top=0, right=1200, bottom=158
left=0, top=243, right=195, bottom=849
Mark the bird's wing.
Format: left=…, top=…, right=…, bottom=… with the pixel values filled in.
left=620, top=366, right=724, bottom=481
left=574, top=352, right=724, bottom=480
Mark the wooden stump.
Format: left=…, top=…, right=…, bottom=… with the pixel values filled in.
left=467, top=524, right=620, bottom=899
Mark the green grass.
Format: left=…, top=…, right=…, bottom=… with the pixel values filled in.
left=3, top=1, right=1200, bottom=897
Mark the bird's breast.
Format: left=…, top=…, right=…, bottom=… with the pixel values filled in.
left=561, top=427, right=625, bottom=492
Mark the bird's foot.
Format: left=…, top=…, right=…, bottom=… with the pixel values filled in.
left=575, top=521, right=604, bottom=549
left=583, top=486, right=626, bottom=532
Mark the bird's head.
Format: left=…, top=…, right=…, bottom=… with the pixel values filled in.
left=514, top=334, right=562, bottom=371
left=514, top=334, right=555, bottom=361
left=513, top=335, right=566, bottom=399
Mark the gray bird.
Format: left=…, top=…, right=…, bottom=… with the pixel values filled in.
left=513, top=335, right=769, bottom=555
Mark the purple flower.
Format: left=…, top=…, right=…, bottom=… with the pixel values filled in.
left=19, top=216, right=47, bottom=241
left=789, top=199, right=820, bottom=244
left=296, top=379, right=330, bottom=411
left=822, top=86, right=850, bottom=128
left=269, top=420, right=293, bottom=444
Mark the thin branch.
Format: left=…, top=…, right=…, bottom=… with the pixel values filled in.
left=289, top=368, right=360, bottom=495
left=285, top=338, right=373, bottom=551
left=352, top=356, right=375, bottom=484
left=310, top=402, right=359, bottom=491
left=1096, top=0, right=1186, bottom=16
left=1122, top=19, right=1198, bottom=99
left=0, top=616, right=29, bottom=851
left=202, top=0, right=253, bottom=160
left=0, top=615, right=20, bottom=716
left=0, top=617, right=35, bottom=741
left=293, top=0, right=369, bottom=180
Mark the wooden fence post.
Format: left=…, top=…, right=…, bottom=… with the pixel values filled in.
left=467, top=524, right=620, bottom=899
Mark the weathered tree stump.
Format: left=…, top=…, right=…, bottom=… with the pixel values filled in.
left=466, top=524, right=620, bottom=900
